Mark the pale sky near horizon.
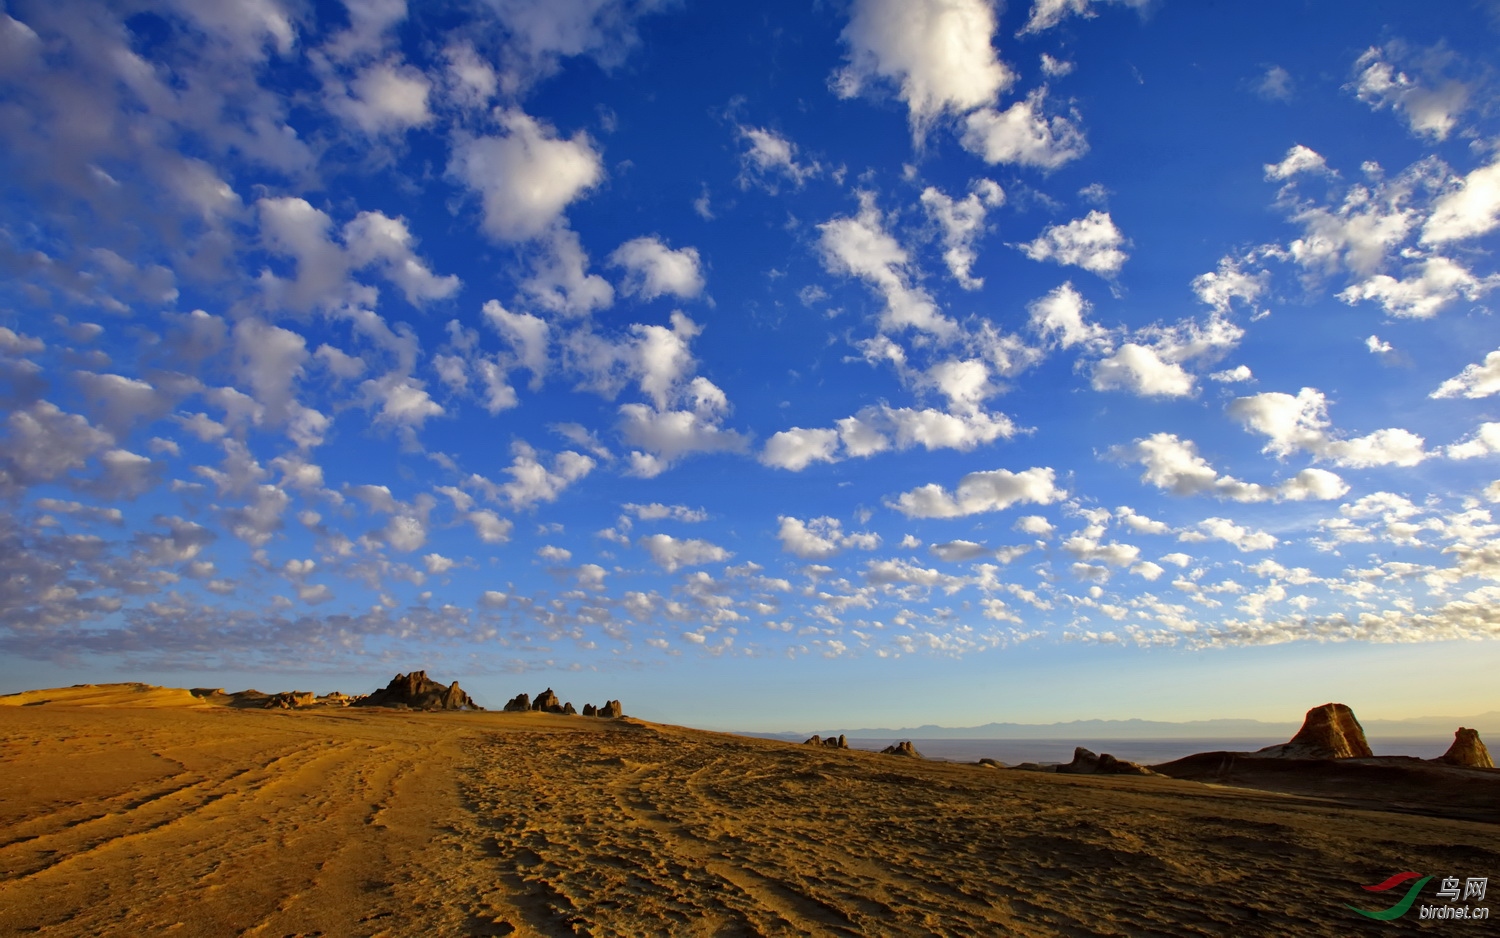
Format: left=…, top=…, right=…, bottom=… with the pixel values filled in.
left=3, top=0, right=1500, bottom=731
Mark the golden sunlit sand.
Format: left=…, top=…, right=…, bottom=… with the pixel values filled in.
left=2, top=683, right=1496, bottom=936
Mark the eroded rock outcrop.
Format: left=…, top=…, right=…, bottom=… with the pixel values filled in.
left=562, top=702, right=578, bottom=716
left=264, top=691, right=317, bottom=709
left=354, top=671, right=482, bottom=711
left=804, top=734, right=849, bottom=749
left=532, top=688, right=562, bottom=713
left=503, top=693, right=531, bottom=712
left=1256, top=703, right=1372, bottom=759
left=599, top=700, right=623, bottom=719
left=1435, top=727, right=1495, bottom=768
left=583, top=703, right=597, bottom=717
left=1055, top=747, right=1156, bottom=776
left=880, top=741, right=922, bottom=758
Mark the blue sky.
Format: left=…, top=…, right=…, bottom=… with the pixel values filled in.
left=3, top=0, right=1500, bottom=730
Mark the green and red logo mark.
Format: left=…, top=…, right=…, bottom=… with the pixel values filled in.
left=1347, top=872, right=1432, bottom=921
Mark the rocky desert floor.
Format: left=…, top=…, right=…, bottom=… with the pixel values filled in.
left=1, top=685, right=1496, bottom=937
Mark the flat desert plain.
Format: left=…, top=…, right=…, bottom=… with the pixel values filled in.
left=1, top=685, right=1496, bottom=937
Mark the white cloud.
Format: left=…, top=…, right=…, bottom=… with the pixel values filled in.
left=834, top=0, right=1013, bottom=136
left=1210, top=365, right=1254, bottom=384
left=442, top=41, right=498, bottom=110
left=930, top=539, right=990, bottom=562
left=1182, top=517, right=1278, bottom=552
left=1192, top=256, right=1268, bottom=315
left=1063, top=535, right=1140, bottom=567
left=1366, top=335, right=1394, bottom=356
left=482, top=0, right=671, bottom=89
left=639, top=533, right=731, bottom=572
left=761, top=404, right=1017, bottom=471
left=342, top=211, right=461, bottom=304
left=921, top=180, right=1004, bottom=290
left=483, top=301, right=552, bottom=388
left=1019, top=211, right=1128, bottom=277
left=1229, top=388, right=1430, bottom=468
left=1015, top=515, right=1054, bottom=537
left=617, top=395, right=751, bottom=477
left=497, top=441, right=596, bottom=510
left=1422, top=155, right=1500, bottom=245
left=522, top=228, right=616, bottom=316
left=469, top=510, right=513, bottom=544
left=1018, top=0, right=1149, bottom=36
left=818, top=193, right=956, bottom=338
left=623, top=503, right=708, bottom=523
left=1091, top=344, right=1195, bottom=398
left=1351, top=44, right=1470, bottom=141
left=1432, top=348, right=1500, bottom=399
left=1264, top=144, right=1328, bottom=180
left=1256, top=65, right=1294, bottom=102
left=232, top=317, right=307, bottom=422
left=257, top=199, right=458, bottom=311
left=329, top=60, right=434, bottom=136
left=1040, top=53, right=1074, bottom=78
left=889, top=466, right=1063, bottom=519
left=777, top=516, right=881, bottom=559
left=1447, top=422, right=1500, bottom=460
left=1027, top=281, right=1108, bottom=350
left=760, top=427, right=841, bottom=472
left=537, top=544, right=572, bottom=563
left=449, top=110, right=603, bottom=242
left=1338, top=256, right=1494, bottom=319
left=960, top=89, right=1088, bottom=170
left=738, top=127, right=820, bottom=189
left=1116, top=432, right=1348, bottom=502
left=610, top=236, right=705, bottom=300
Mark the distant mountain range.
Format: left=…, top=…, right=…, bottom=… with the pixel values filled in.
left=750, top=711, right=1500, bottom=741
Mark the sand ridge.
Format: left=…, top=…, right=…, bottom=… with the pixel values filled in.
left=1, top=691, right=1496, bottom=936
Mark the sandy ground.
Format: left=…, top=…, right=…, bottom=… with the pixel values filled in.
left=1, top=686, right=1495, bottom=937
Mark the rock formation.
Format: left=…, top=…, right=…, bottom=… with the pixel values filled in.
left=531, top=688, right=562, bottom=713
left=1255, top=703, right=1372, bottom=759
left=880, top=741, right=922, bottom=758
left=804, top=734, right=849, bottom=749
left=190, top=687, right=225, bottom=699
left=1055, top=747, right=1156, bottom=776
left=562, top=702, right=578, bottom=716
left=503, top=693, right=531, bottom=712
left=582, top=703, right=597, bottom=717
left=353, top=671, right=482, bottom=711
left=263, top=691, right=317, bottom=709
left=977, top=758, right=1004, bottom=768
left=1435, top=727, right=1495, bottom=768
left=600, top=700, right=623, bottom=719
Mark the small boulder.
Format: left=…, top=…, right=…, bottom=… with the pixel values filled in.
left=1256, top=703, right=1373, bottom=759
left=804, top=734, right=824, bottom=746
left=600, top=699, right=623, bottom=719
left=503, top=693, right=531, bottom=712
left=880, top=741, right=922, bottom=758
left=1435, top=727, right=1495, bottom=769
left=977, top=758, right=1005, bottom=768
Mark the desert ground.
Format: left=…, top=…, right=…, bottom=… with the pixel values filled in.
left=1, top=685, right=1495, bottom=937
